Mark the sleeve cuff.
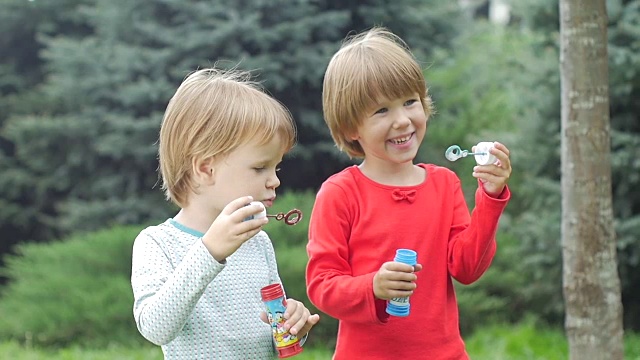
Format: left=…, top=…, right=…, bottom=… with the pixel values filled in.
left=479, top=183, right=511, bottom=202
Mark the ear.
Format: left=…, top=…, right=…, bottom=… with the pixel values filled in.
left=192, top=156, right=216, bottom=185
left=348, top=131, right=360, bottom=141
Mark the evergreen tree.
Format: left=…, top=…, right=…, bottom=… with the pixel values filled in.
left=0, top=0, right=461, bottom=248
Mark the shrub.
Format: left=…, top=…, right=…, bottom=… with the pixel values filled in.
left=0, top=226, right=148, bottom=347
left=456, top=231, right=533, bottom=335
left=0, top=192, right=329, bottom=348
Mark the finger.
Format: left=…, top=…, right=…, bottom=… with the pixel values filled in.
left=295, top=314, right=320, bottom=338
left=288, top=310, right=310, bottom=335
left=472, top=172, right=508, bottom=187
left=237, top=227, right=262, bottom=242
left=493, top=141, right=510, bottom=157
left=473, top=165, right=510, bottom=177
left=238, top=216, right=268, bottom=232
left=283, top=299, right=302, bottom=323
left=413, top=264, right=423, bottom=272
left=488, top=146, right=506, bottom=163
left=236, top=213, right=268, bottom=235
left=385, top=288, right=415, bottom=299
left=259, top=311, right=269, bottom=324
left=376, top=273, right=415, bottom=286
left=224, top=196, right=255, bottom=215
left=383, top=261, right=417, bottom=273
left=483, top=163, right=511, bottom=176
left=490, top=144, right=511, bottom=165
left=376, top=278, right=417, bottom=298
left=381, top=268, right=418, bottom=282
left=388, top=279, right=418, bottom=291
left=308, top=313, right=320, bottom=325
left=237, top=202, right=266, bottom=221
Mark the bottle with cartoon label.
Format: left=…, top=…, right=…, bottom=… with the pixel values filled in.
left=260, top=283, right=303, bottom=358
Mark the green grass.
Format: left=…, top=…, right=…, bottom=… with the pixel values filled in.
left=1, top=323, right=639, bottom=359
left=465, top=321, right=567, bottom=360
left=0, top=341, right=163, bottom=360
left=0, top=341, right=332, bottom=360
left=464, top=320, right=640, bottom=360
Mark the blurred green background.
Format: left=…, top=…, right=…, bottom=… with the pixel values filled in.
left=0, top=0, right=639, bottom=358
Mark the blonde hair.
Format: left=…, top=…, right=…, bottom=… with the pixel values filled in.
left=158, top=68, right=296, bottom=207
left=322, top=27, right=434, bottom=158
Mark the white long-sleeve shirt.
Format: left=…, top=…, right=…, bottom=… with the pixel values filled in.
left=131, top=219, right=281, bottom=359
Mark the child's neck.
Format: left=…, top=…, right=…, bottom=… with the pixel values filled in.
left=173, top=205, right=220, bottom=236
left=358, top=161, right=425, bottom=187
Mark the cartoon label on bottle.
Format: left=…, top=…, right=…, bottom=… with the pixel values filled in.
left=265, top=298, right=299, bottom=348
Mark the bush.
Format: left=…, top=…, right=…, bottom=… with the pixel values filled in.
left=456, top=231, right=534, bottom=335
left=0, top=192, right=335, bottom=349
left=0, top=226, right=148, bottom=348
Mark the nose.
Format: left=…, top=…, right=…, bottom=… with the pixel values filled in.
left=266, top=170, right=280, bottom=189
left=392, top=109, right=412, bottom=129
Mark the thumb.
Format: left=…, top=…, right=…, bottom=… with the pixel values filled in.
left=260, top=311, right=269, bottom=324
left=309, top=314, right=321, bottom=324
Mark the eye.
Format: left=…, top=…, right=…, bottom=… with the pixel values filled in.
left=373, top=107, right=388, bottom=115
left=254, top=163, right=281, bottom=173
left=404, top=99, right=419, bottom=106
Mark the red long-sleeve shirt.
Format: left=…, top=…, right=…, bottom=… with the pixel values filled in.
left=306, top=164, right=510, bottom=360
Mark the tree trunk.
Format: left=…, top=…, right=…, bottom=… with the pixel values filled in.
left=559, top=0, right=624, bottom=359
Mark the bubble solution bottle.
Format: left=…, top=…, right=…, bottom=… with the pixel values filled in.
left=386, top=249, right=418, bottom=317
left=260, top=283, right=303, bottom=358
left=473, top=141, right=498, bottom=165
left=243, top=201, right=267, bottom=221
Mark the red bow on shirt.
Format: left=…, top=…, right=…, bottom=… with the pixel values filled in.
left=391, top=189, right=417, bottom=203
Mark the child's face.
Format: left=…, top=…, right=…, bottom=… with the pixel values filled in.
left=208, top=135, right=285, bottom=213
left=352, top=93, right=427, bottom=166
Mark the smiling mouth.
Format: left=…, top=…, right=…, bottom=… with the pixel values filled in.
left=389, top=133, right=413, bottom=145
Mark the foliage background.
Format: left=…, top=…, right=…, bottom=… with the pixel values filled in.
left=0, top=0, right=638, bottom=354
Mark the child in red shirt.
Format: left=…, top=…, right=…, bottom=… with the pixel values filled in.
left=306, top=27, right=512, bottom=360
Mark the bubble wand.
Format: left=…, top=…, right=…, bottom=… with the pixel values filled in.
left=266, top=209, right=302, bottom=226
left=444, top=145, right=486, bottom=161
left=445, top=142, right=498, bottom=166
left=245, top=202, right=303, bottom=226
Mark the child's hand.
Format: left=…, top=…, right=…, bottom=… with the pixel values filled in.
left=373, top=262, right=422, bottom=300
left=202, top=196, right=268, bottom=262
left=260, top=299, right=320, bottom=337
left=472, top=141, right=512, bottom=197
